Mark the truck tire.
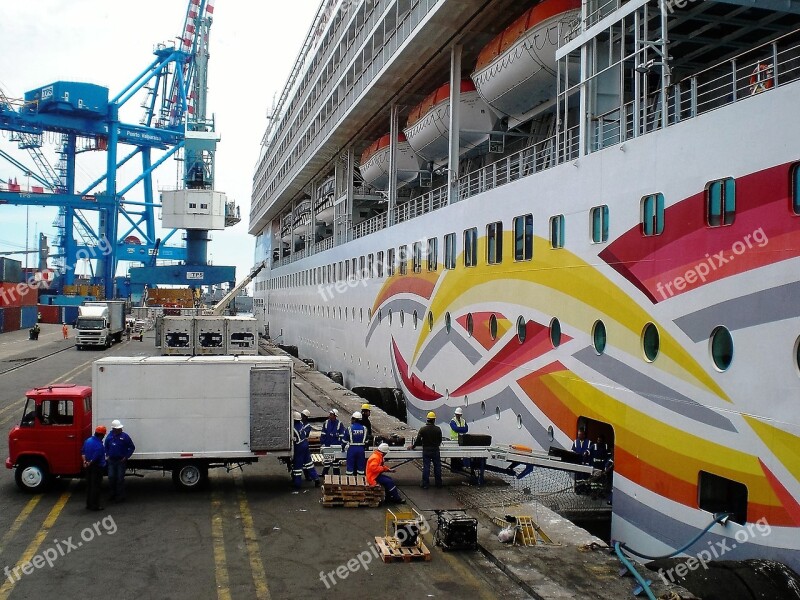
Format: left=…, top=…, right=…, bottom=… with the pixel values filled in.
left=172, top=463, right=208, bottom=490
left=105, top=336, right=112, bottom=348
left=15, top=460, right=50, bottom=493
left=76, top=345, right=82, bottom=351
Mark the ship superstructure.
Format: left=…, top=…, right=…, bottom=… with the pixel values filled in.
left=250, top=0, right=800, bottom=570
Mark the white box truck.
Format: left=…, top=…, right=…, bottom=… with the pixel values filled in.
left=7, top=355, right=293, bottom=491
left=75, top=300, right=126, bottom=349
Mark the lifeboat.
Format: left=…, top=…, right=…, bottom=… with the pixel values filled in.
left=403, top=79, right=497, bottom=162
left=315, top=177, right=335, bottom=225
left=471, top=0, right=580, bottom=120
left=359, top=133, right=421, bottom=190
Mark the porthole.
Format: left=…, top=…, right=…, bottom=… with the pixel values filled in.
left=467, top=313, right=474, bottom=337
left=368, top=308, right=372, bottom=320
left=489, top=314, right=498, bottom=340
left=378, top=309, right=382, bottom=322
left=795, top=337, right=800, bottom=375
left=517, top=316, right=527, bottom=343
left=710, top=326, right=733, bottom=371
left=592, top=320, right=607, bottom=355
left=388, top=309, right=393, bottom=325
left=550, top=317, right=562, bottom=347
left=464, top=394, right=468, bottom=406
left=547, top=425, right=554, bottom=442
left=400, top=310, right=405, bottom=327
left=445, top=312, right=452, bottom=333
left=360, top=308, right=363, bottom=322
left=481, top=401, right=486, bottom=415
left=428, top=311, right=434, bottom=331
left=495, top=407, right=501, bottom=420
left=413, top=310, right=418, bottom=330
left=445, top=389, right=450, bottom=399
left=352, top=307, right=356, bottom=321
left=516, top=414, right=522, bottom=429
left=642, top=323, right=660, bottom=362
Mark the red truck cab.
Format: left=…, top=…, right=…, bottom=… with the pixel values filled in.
left=6, top=384, right=92, bottom=492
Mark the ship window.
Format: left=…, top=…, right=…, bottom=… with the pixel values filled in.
left=445, top=312, right=452, bottom=333
left=517, top=316, right=527, bottom=343
left=388, top=309, right=393, bottom=325
left=377, top=251, right=384, bottom=277
left=412, top=310, right=418, bottom=330
left=642, top=193, right=665, bottom=236
left=444, top=233, right=456, bottom=269
left=466, top=313, right=474, bottom=337
left=399, top=246, right=408, bottom=275
left=550, top=215, right=565, bottom=249
left=352, top=258, right=357, bottom=279
left=368, top=308, right=372, bottom=320
left=698, top=471, right=747, bottom=525
left=642, top=323, right=660, bottom=362
left=359, top=256, right=365, bottom=279
left=428, top=311, right=434, bottom=332
left=592, top=320, right=607, bottom=355
left=427, top=238, right=438, bottom=271
left=495, top=407, right=500, bottom=420
left=489, top=314, right=498, bottom=340
left=345, top=260, right=350, bottom=280
left=591, top=205, right=609, bottom=243
left=550, top=318, right=562, bottom=347
left=412, top=242, right=422, bottom=273
left=514, top=214, right=533, bottom=261
left=464, top=228, right=478, bottom=267
left=710, top=326, right=733, bottom=371
left=367, top=254, right=374, bottom=278
left=517, top=414, right=523, bottom=429
left=792, top=164, right=800, bottom=215
left=400, top=310, right=405, bottom=327
left=706, top=178, right=736, bottom=227
left=487, top=221, right=503, bottom=264
left=387, top=249, right=395, bottom=276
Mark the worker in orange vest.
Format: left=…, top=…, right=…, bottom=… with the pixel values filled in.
left=62, top=323, right=69, bottom=340
left=366, top=443, right=404, bottom=504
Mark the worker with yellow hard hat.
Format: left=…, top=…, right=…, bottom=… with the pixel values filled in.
left=410, top=410, right=443, bottom=489
left=360, top=402, right=373, bottom=449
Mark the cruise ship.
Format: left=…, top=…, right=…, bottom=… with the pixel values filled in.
left=250, top=0, right=800, bottom=570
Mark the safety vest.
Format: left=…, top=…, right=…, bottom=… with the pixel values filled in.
left=449, top=416, right=467, bottom=440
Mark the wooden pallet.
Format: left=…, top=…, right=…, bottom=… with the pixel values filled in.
left=374, top=536, right=432, bottom=563
left=322, top=474, right=383, bottom=508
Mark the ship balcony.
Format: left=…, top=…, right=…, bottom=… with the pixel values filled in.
left=224, top=201, right=241, bottom=227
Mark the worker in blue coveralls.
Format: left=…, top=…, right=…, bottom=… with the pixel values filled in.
left=320, top=408, right=345, bottom=476
left=82, top=425, right=107, bottom=511
left=291, top=411, right=320, bottom=488
left=342, top=411, right=367, bottom=476
left=571, top=428, right=592, bottom=494
left=105, top=419, right=135, bottom=503
left=299, top=409, right=318, bottom=481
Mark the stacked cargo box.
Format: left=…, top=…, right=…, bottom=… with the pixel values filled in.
left=161, top=315, right=257, bottom=356
left=0, top=258, right=33, bottom=333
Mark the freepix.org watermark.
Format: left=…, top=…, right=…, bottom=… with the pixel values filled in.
left=319, top=516, right=431, bottom=589
left=658, top=517, right=771, bottom=584
left=655, top=227, right=768, bottom=300
left=3, top=515, right=117, bottom=584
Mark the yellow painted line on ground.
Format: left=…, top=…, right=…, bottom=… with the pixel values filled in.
left=0, top=496, right=42, bottom=557
left=211, top=489, right=232, bottom=600
left=0, top=488, right=72, bottom=600
left=234, top=473, right=271, bottom=600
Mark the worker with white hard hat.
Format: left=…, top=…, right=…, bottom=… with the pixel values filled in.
left=366, top=442, right=404, bottom=504
left=104, top=419, right=135, bottom=503
left=320, top=408, right=345, bottom=476
left=291, top=411, right=320, bottom=489
left=410, top=411, right=443, bottom=489
left=449, top=407, right=469, bottom=473
left=342, top=411, right=367, bottom=476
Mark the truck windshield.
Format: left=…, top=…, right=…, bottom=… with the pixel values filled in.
left=76, top=318, right=105, bottom=330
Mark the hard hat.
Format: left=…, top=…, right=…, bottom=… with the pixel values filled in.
left=454, top=408, right=463, bottom=415
left=292, top=411, right=301, bottom=421
left=111, top=419, right=123, bottom=429
left=352, top=411, right=362, bottom=420
left=329, top=408, right=337, bottom=415
left=301, top=409, right=311, bottom=417
left=95, top=425, right=107, bottom=435
left=378, top=443, right=390, bottom=454
left=427, top=411, right=436, bottom=420
left=361, top=403, right=371, bottom=411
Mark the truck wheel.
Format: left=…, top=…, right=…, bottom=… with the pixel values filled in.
left=76, top=345, right=82, bottom=351
left=172, top=463, right=208, bottom=490
left=15, top=460, right=50, bottom=493
left=105, top=336, right=112, bottom=348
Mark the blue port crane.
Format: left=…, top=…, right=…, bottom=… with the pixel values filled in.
left=0, top=0, right=233, bottom=299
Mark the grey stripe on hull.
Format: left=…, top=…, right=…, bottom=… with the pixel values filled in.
left=416, top=327, right=482, bottom=369
left=364, top=298, right=428, bottom=346
left=613, top=489, right=799, bottom=573
left=674, top=281, right=800, bottom=342
left=404, top=385, right=564, bottom=451
left=572, top=347, right=737, bottom=432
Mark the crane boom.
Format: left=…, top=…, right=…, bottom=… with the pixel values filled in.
left=211, top=260, right=267, bottom=315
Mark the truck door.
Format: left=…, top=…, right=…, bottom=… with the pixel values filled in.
left=38, top=399, right=82, bottom=474
left=249, top=366, right=291, bottom=452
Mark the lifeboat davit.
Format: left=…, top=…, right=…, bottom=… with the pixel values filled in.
left=315, top=177, right=335, bottom=225
left=403, top=79, right=497, bottom=163
left=471, top=0, right=580, bottom=120
left=359, top=133, right=421, bottom=190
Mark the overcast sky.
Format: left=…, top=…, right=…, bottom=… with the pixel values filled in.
left=0, top=0, right=319, bottom=288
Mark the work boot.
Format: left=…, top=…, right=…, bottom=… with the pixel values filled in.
left=314, top=479, right=321, bottom=488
